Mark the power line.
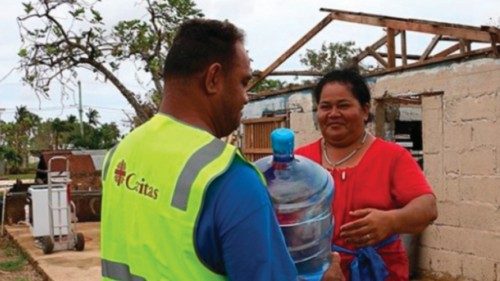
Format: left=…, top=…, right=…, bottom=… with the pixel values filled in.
left=2, top=104, right=133, bottom=113
left=2, top=105, right=78, bottom=112
left=82, top=105, right=133, bottom=112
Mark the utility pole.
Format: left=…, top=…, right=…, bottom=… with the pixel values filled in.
left=78, top=81, right=84, bottom=136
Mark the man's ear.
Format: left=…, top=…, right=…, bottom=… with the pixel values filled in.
left=205, top=63, right=223, bottom=96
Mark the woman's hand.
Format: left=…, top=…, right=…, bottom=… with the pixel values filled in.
left=339, top=194, right=437, bottom=248
left=339, top=208, right=394, bottom=248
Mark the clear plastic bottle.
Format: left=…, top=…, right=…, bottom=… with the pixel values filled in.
left=254, top=128, right=334, bottom=281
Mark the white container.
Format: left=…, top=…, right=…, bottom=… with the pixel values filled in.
left=28, top=184, right=69, bottom=237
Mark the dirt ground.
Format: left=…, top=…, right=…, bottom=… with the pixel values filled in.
left=0, top=234, right=45, bottom=281
left=3, top=222, right=100, bottom=281
left=0, top=223, right=460, bottom=281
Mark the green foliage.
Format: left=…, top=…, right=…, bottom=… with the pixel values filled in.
left=69, top=121, right=120, bottom=150
left=17, top=48, right=28, bottom=58
left=0, top=106, right=40, bottom=173
left=0, top=108, right=120, bottom=174
left=252, top=79, right=287, bottom=93
left=0, top=256, right=26, bottom=271
left=18, top=0, right=203, bottom=124
left=22, top=2, right=33, bottom=14
left=300, top=41, right=361, bottom=73
left=0, top=244, right=26, bottom=272
left=0, top=145, right=22, bottom=170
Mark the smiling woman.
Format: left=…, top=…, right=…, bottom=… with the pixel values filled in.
left=295, top=69, right=437, bottom=281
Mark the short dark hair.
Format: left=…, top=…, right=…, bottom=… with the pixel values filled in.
left=163, top=19, right=245, bottom=78
left=313, top=69, right=371, bottom=106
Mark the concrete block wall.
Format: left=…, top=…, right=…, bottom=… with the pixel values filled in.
left=370, top=58, right=500, bottom=280
left=290, top=111, right=321, bottom=147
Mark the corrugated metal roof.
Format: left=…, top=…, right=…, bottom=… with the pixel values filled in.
left=73, top=149, right=108, bottom=171
left=36, top=150, right=101, bottom=190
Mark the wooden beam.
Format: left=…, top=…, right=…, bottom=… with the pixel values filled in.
left=255, top=70, right=323, bottom=77
left=420, top=35, right=441, bottom=61
left=386, top=28, right=396, bottom=68
left=491, top=35, right=499, bottom=57
left=321, top=8, right=492, bottom=42
left=354, top=31, right=400, bottom=61
left=481, top=26, right=499, bottom=57
left=458, top=39, right=470, bottom=54
left=247, top=14, right=333, bottom=91
left=432, top=43, right=460, bottom=58
left=401, top=30, right=407, bottom=66
left=249, top=84, right=315, bottom=100
left=367, top=46, right=499, bottom=78
left=242, top=116, right=286, bottom=124
left=248, top=47, right=497, bottom=101
left=378, top=52, right=420, bottom=60
left=367, top=47, right=388, bottom=68
left=480, top=25, right=500, bottom=41
left=440, top=36, right=460, bottom=41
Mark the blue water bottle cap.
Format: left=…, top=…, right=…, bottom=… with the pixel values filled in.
left=271, top=128, right=294, bottom=162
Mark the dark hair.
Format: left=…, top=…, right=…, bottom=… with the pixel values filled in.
left=163, top=19, right=245, bottom=78
left=313, top=69, right=371, bottom=106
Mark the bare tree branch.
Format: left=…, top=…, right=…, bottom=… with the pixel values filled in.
left=17, top=0, right=202, bottom=124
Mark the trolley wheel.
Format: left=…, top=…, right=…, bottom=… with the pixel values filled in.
left=41, top=236, right=54, bottom=254
left=75, top=232, right=85, bottom=251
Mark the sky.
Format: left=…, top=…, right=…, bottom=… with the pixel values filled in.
left=0, top=0, right=499, bottom=131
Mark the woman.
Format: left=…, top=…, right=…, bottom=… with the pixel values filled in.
left=295, top=69, right=437, bottom=281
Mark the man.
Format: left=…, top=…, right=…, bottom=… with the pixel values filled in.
left=101, top=18, right=343, bottom=280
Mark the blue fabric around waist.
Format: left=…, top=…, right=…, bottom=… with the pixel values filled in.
left=332, top=234, right=399, bottom=281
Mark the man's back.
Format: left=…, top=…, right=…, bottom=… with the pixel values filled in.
left=101, top=114, right=238, bottom=280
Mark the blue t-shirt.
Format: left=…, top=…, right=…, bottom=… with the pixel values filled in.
left=196, top=156, right=297, bottom=281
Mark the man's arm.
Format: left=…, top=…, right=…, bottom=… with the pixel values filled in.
left=322, top=252, right=345, bottom=281
left=197, top=157, right=297, bottom=280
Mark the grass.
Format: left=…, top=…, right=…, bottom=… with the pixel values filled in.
left=0, top=256, right=26, bottom=272
left=0, top=239, right=27, bottom=272
left=4, top=244, right=18, bottom=257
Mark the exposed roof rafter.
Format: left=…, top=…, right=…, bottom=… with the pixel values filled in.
left=248, top=8, right=500, bottom=94
left=321, top=8, right=494, bottom=42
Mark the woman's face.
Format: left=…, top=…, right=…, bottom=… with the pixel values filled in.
left=317, top=82, right=370, bottom=146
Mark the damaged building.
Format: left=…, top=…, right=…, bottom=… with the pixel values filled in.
left=241, top=9, right=500, bottom=280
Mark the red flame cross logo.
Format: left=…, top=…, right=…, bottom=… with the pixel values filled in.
left=114, top=160, right=127, bottom=186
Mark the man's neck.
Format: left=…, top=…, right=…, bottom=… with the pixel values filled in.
left=159, top=91, right=215, bottom=136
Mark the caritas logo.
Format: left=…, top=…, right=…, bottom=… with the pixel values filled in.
left=114, top=160, right=159, bottom=200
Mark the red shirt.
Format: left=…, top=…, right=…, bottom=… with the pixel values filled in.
left=296, top=138, right=433, bottom=280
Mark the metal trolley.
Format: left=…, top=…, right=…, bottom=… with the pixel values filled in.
left=37, top=156, right=85, bottom=254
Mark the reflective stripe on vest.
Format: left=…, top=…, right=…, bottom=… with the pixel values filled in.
left=171, top=138, right=226, bottom=210
left=101, top=145, right=117, bottom=182
left=102, top=259, right=146, bottom=281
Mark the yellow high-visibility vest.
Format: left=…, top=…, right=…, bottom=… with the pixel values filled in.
left=101, top=114, right=263, bottom=281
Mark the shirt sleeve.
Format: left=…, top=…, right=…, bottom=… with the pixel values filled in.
left=390, top=148, right=434, bottom=206
left=196, top=156, right=297, bottom=281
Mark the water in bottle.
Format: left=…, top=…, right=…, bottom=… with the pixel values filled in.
left=254, top=128, right=334, bottom=281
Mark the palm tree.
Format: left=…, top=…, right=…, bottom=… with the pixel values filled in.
left=13, top=106, right=40, bottom=169
left=51, top=118, right=65, bottom=149
left=86, top=108, right=100, bottom=128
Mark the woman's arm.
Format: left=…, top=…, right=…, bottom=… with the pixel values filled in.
left=388, top=193, right=437, bottom=234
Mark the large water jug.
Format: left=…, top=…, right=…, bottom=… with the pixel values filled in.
left=254, top=128, right=334, bottom=281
